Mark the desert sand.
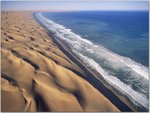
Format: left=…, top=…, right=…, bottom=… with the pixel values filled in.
left=1, top=11, right=120, bottom=112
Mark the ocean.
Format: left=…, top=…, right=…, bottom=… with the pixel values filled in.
left=35, top=11, right=149, bottom=111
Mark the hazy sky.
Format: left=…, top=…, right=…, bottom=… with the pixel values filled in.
left=1, top=0, right=149, bottom=11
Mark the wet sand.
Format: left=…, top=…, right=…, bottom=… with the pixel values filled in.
left=1, top=11, right=119, bottom=112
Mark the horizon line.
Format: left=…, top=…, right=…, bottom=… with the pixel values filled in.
left=1, top=9, right=149, bottom=11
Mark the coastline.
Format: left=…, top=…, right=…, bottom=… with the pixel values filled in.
left=1, top=11, right=119, bottom=112
left=34, top=12, right=148, bottom=112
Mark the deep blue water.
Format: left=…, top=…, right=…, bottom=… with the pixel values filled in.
left=37, top=11, right=149, bottom=110
left=42, top=11, right=149, bottom=66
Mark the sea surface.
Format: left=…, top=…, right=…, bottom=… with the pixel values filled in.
left=35, top=11, right=149, bottom=111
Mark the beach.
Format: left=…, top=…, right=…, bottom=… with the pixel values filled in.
left=1, top=11, right=121, bottom=112
left=34, top=12, right=148, bottom=112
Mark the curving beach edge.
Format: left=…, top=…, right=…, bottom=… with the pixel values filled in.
left=1, top=11, right=146, bottom=112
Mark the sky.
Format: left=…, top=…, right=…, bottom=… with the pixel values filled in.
left=1, top=0, right=149, bottom=11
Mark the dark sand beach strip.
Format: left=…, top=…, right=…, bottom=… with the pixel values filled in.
left=35, top=12, right=147, bottom=112
left=1, top=11, right=146, bottom=112
left=33, top=13, right=148, bottom=112
left=1, top=11, right=120, bottom=112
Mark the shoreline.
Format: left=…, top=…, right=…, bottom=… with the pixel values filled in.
left=1, top=11, right=120, bottom=112
left=33, top=12, right=148, bottom=112
left=1, top=11, right=147, bottom=112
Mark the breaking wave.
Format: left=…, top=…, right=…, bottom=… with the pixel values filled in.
left=35, top=13, right=149, bottom=110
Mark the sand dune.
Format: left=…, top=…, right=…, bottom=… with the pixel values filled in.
left=1, top=11, right=119, bottom=112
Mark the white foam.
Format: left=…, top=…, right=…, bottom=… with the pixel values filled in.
left=36, top=13, right=148, bottom=80
left=35, top=13, right=149, bottom=109
left=78, top=53, right=149, bottom=109
left=94, top=45, right=149, bottom=79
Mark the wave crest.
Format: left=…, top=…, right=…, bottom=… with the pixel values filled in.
left=35, top=13, right=149, bottom=110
